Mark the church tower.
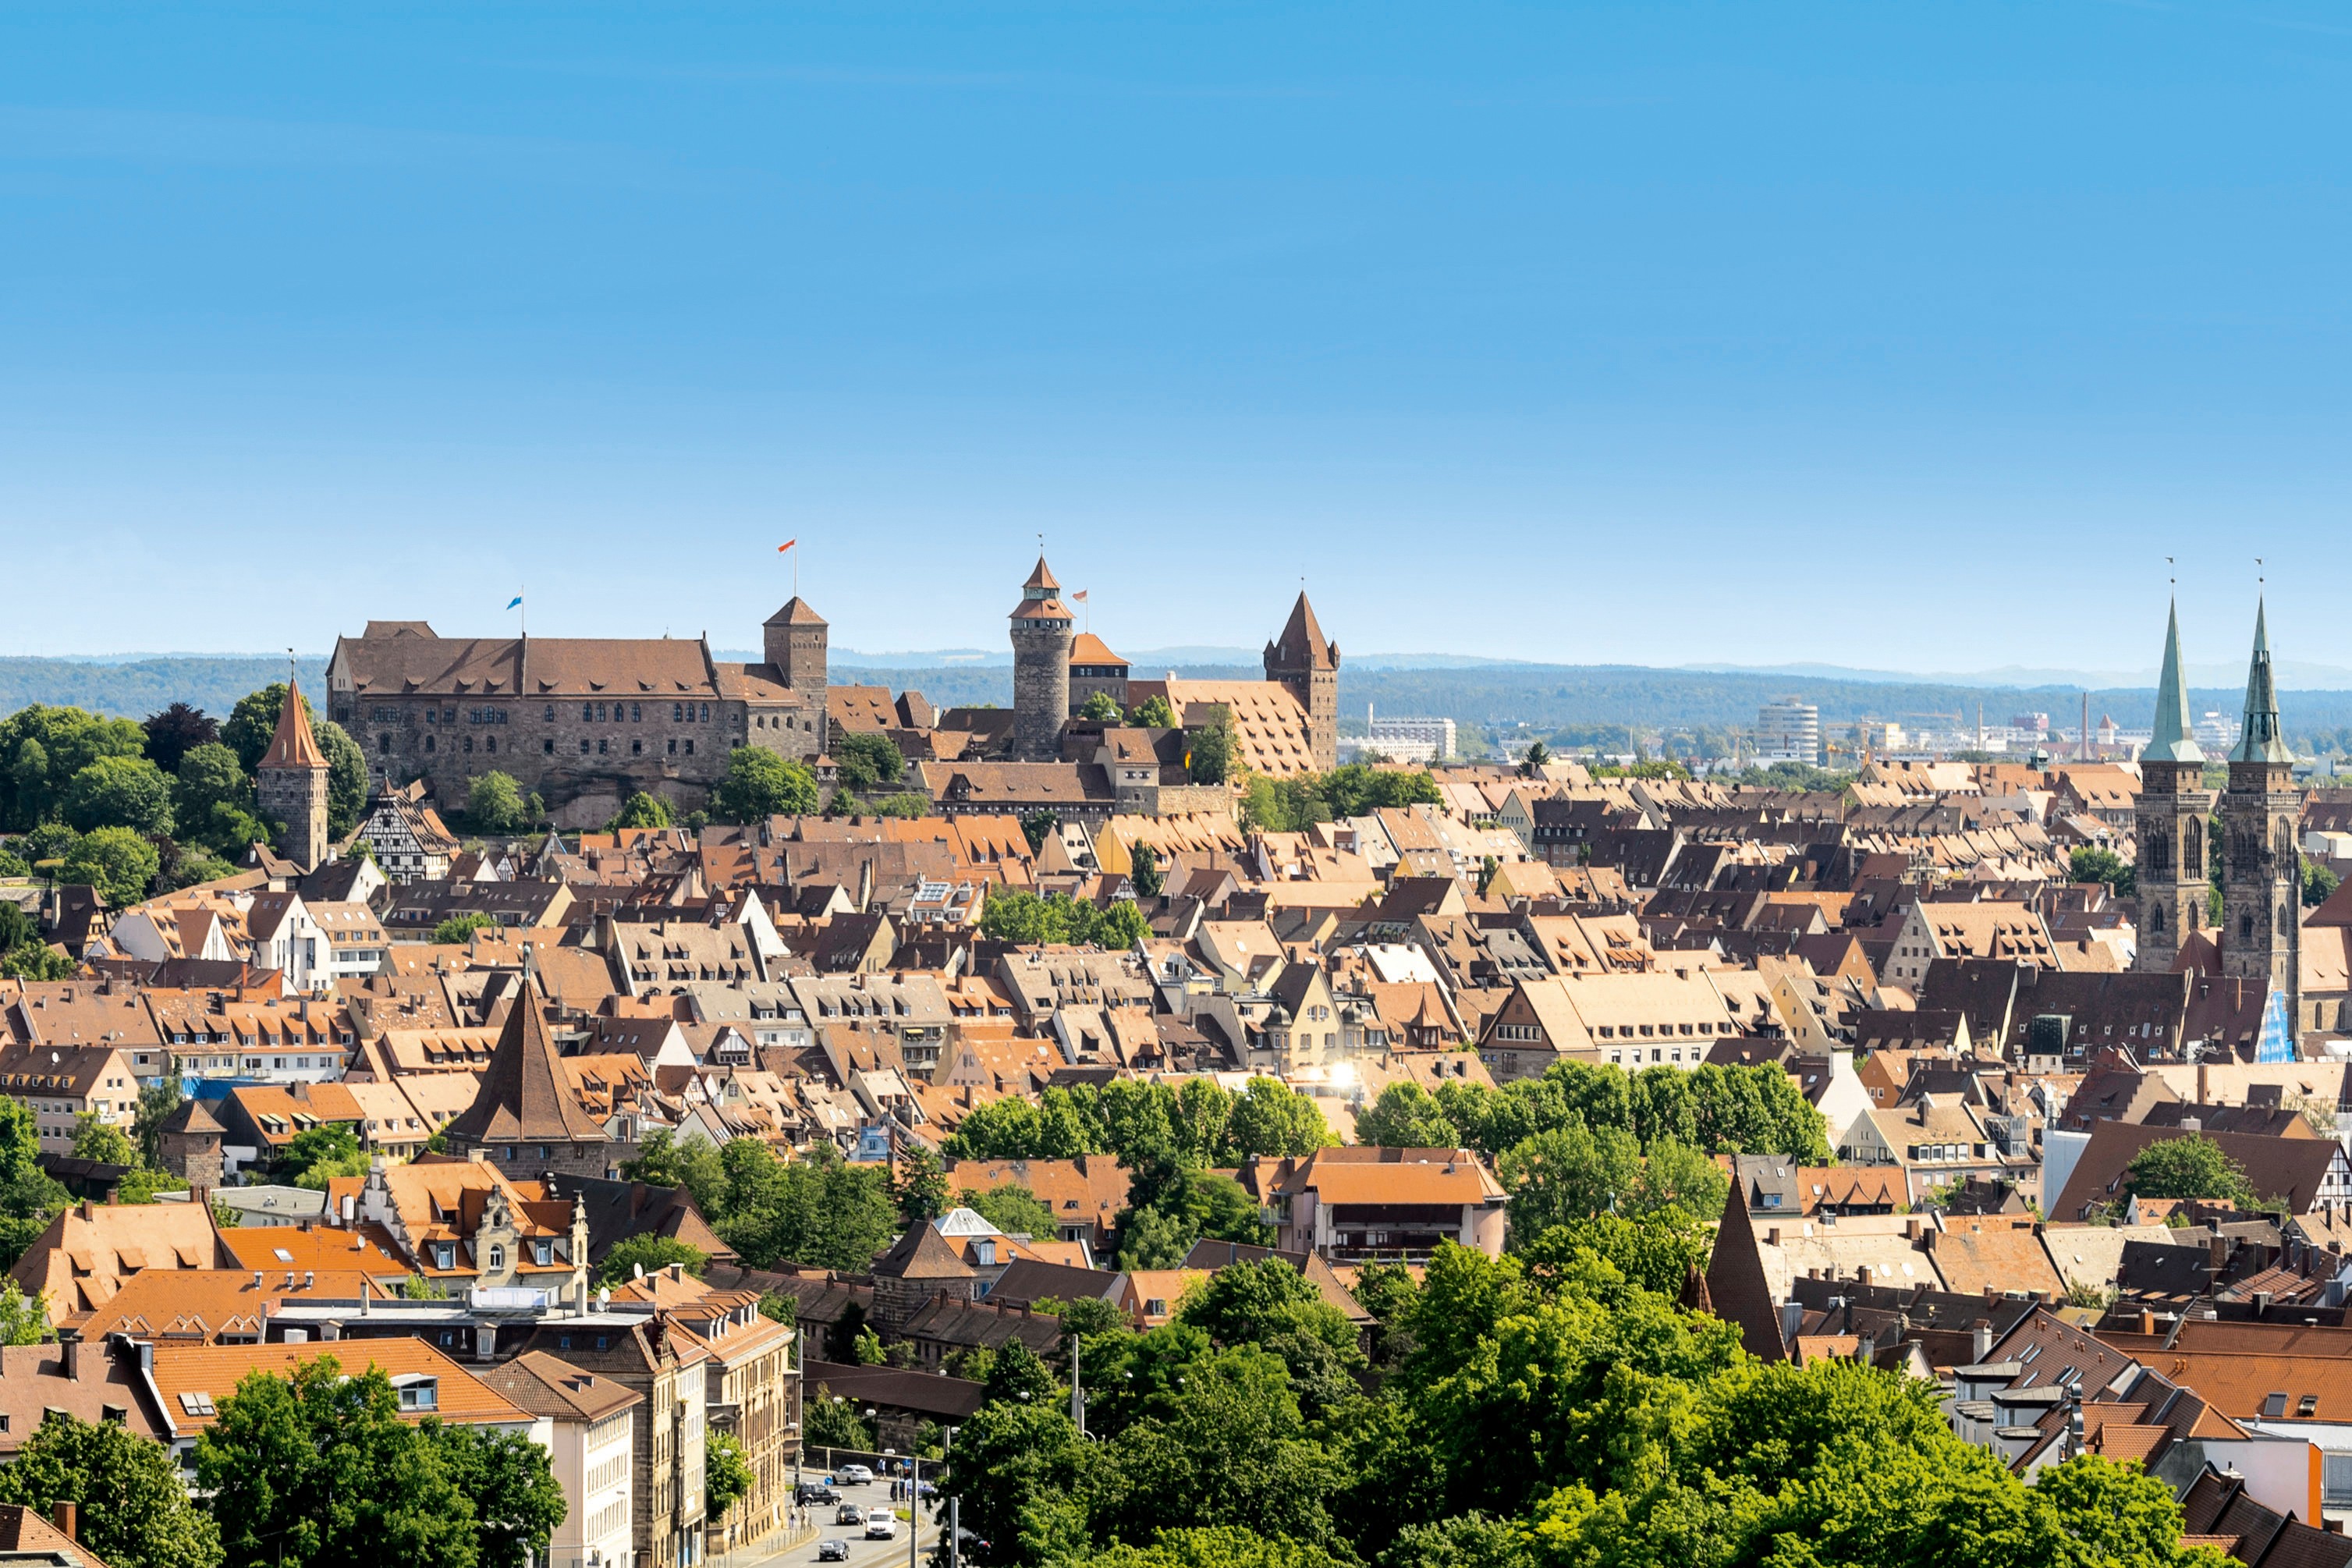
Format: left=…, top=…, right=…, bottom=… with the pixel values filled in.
left=1265, top=592, right=1340, bottom=770
left=2220, top=601, right=2301, bottom=1027
left=1009, top=555, right=1075, bottom=761
left=2131, top=601, right=2212, bottom=974
left=255, top=678, right=332, bottom=873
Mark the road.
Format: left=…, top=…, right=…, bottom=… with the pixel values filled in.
left=740, top=1483, right=938, bottom=1568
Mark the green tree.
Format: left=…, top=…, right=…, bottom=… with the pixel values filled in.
left=469, top=772, right=532, bottom=833
left=1019, top=809, right=1059, bottom=853
left=1188, top=706, right=1236, bottom=785
left=195, top=1354, right=553, bottom=1568
left=958, top=1183, right=1059, bottom=1238
left=893, top=1144, right=953, bottom=1228
left=594, top=1233, right=710, bottom=1286
left=2070, top=844, right=2137, bottom=899
left=705, top=1430, right=755, bottom=1519
left=142, top=703, right=219, bottom=775
left=1495, top=1123, right=1643, bottom=1235
left=619, top=1129, right=729, bottom=1219
left=62, top=755, right=175, bottom=835
left=432, top=912, right=498, bottom=945
left=711, top=747, right=819, bottom=822
left=317, top=722, right=369, bottom=839
left=0, top=1410, right=223, bottom=1568
left=2, top=1094, right=74, bottom=1269
left=133, top=1079, right=186, bottom=1168
left=601, top=789, right=666, bottom=830
left=833, top=732, right=908, bottom=793
left=69, top=1112, right=137, bottom=1166
left=1080, top=691, right=1124, bottom=722
left=1513, top=1208, right=1713, bottom=1298
left=2309, top=858, right=2343, bottom=908
left=59, top=825, right=159, bottom=907
left=0, top=707, right=144, bottom=830
left=1517, top=740, right=1549, bottom=777
left=2123, top=1134, right=2257, bottom=1206
left=1130, top=842, right=1165, bottom=899
left=1127, top=696, right=1179, bottom=729
left=0, top=1276, right=50, bottom=1345
left=1353, top=1083, right=1462, bottom=1149
left=172, top=743, right=267, bottom=855
left=805, top=1384, right=878, bottom=1451
left=279, top=1124, right=364, bottom=1187
left=1225, top=1077, right=1335, bottom=1158
left=871, top=792, right=931, bottom=818
left=433, top=1424, right=567, bottom=1568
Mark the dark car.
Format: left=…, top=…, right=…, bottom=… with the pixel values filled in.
left=797, top=1484, right=841, bottom=1506
left=836, top=1503, right=866, bottom=1526
left=817, top=1541, right=850, bottom=1563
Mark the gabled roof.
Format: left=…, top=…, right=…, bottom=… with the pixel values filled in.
left=872, top=1222, right=977, bottom=1281
left=258, top=679, right=328, bottom=771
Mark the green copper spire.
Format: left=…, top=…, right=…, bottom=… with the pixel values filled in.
left=2143, top=598, right=2204, bottom=764
left=2229, top=598, right=2295, bottom=765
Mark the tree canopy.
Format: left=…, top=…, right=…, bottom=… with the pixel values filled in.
left=711, top=747, right=820, bottom=821
left=2122, top=1135, right=2258, bottom=1208
left=0, top=1410, right=222, bottom=1568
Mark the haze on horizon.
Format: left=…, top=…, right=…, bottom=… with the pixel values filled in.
left=3, top=2, right=2349, bottom=674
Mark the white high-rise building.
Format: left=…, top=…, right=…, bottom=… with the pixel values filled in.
left=1754, top=699, right=1822, bottom=765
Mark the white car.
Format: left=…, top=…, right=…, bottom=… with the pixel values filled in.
left=864, top=1512, right=899, bottom=1541
left=839, top=1463, right=875, bottom=1485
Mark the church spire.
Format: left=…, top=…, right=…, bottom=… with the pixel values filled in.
left=2229, top=598, right=2294, bottom=764
left=2143, top=599, right=2204, bottom=764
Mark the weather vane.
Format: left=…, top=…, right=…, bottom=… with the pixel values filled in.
left=2257, top=556, right=2265, bottom=588
left=2166, top=555, right=2174, bottom=587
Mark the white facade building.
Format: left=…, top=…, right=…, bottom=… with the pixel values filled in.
left=1754, top=700, right=1822, bottom=765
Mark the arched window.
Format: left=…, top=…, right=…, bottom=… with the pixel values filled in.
left=2185, top=817, right=2203, bottom=879
left=488, top=1244, right=506, bottom=1272
left=2240, top=912, right=2255, bottom=942
left=378, top=734, right=392, bottom=754
left=2149, top=905, right=2165, bottom=934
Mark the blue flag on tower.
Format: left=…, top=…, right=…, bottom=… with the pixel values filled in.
left=506, top=596, right=523, bottom=610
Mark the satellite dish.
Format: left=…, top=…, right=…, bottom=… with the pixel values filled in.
left=633, top=1263, right=644, bottom=1279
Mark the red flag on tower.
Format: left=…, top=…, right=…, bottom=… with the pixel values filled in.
left=777, top=539, right=797, bottom=553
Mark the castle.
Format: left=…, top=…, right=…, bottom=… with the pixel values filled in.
left=1004, top=552, right=1340, bottom=774
left=325, top=599, right=832, bottom=827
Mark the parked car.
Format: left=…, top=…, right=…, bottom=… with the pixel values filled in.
left=817, top=1542, right=850, bottom=1563
left=797, top=1484, right=841, bottom=1506
left=836, top=1504, right=866, bottom=1526
left=839, top=1464, right=875, bottom=1485
left=865, top=1513, right=899, bottom=1541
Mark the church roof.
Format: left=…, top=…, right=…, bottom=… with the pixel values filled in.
left=1265, top=592, right=1338, bottom=672
left=765, top=597, right=828, bottom=628
left=1023, top=555, right=1060, bottom=594
left=2229, top=600, right=2295, bottom=766
left=259, top=679, right=328, bottom=771
left=445, top=967, right=608, bottom=1147
left=2144, top=600, right=2205, bottom=765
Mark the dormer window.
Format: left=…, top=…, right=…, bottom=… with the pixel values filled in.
left=393, top=1375, right=439, bottom=1412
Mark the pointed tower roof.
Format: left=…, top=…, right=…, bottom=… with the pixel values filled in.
left=258, top=679, right=328, bottom=771
left=2229, top=599, right=2296, bottom=765
left=1023, top=555, right=1060, bottom=594
left=1266, top=592, right=1338, bottom=672
left=2142, top=599, right=2205, bottom=764
left=764, top=597, right=828, bottom=627
left=444, top=969, right=606, bottom=1146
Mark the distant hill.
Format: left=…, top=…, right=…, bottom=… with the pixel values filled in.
left=0, top=657, right=330, bottom=722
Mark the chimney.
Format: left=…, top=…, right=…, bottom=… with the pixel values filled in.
left=1856, top=1333, right=1876, bottom=1364
left=56, top=1332, right=78, bottom=1380
left=50, top=1503, right=77, bottom=1545
left=1904, top=1218, right=1920, bottom=1240
left=1972, top=1323, right=1992, bottom=1363
left=1766, top=1227, right=1781, bottom=1246
left=2139, top=1309, right=2155, bottom=1336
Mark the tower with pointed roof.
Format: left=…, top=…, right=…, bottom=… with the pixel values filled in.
left=1265, top=591, right=1340, bottom=770
left=2220, top=601, right=2301, bottom=1030
left=1009, top=555, right=1075, bottom=761
left=443, top=956, right=617, bottom=1179
left=2132, top=602, right=2213, bottom=974
left=255, top=679, right=332, bottom=874
left=763, top=597, right=829, bottom=692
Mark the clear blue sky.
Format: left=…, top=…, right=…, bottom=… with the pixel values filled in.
left=3, top=2, right=2348, bottom=672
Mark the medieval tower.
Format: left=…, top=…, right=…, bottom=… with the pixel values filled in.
left=2220, top=601, right=2301, bottom=1029
left=255, top=677, right=332, bottom=872
left=1010, top=555, right=1075, bottom=761
left=2131, top=601, right=2212, bottom=974
left=764, top=596, right=831, bottom=750
left=1265, top=591, right=1340, bottom=771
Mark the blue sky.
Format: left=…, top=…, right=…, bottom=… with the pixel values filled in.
left=3, top=2, right=2349, bottom=672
